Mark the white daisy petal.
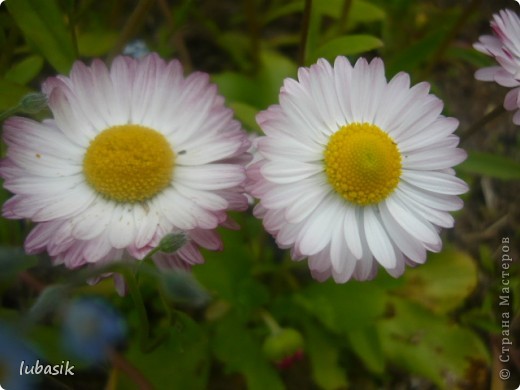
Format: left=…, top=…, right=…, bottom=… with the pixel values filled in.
left=248, top=55, right=467, bottom=283
left=333, top=56, right=354, bottom=123
left=284, top=182, right=329, bottom=223
left=398, top=117, right=459, bottom=153
left=108, top=204, right=138, bottom=249
left=0, top=54, right=250, bottom=285
left=70, top=200, right=112, bottom=240
left=259, top=135, right=322, bottom=162
left=329, top=216, right=346, bottom=273
left=353, top=233, right=376, bottom=281
left=474, top=9, right=520, bottom=123
left=69, top=61, right=113, bottom=131
left=504, top=87, right=520, bottom=110
left=134, top=204, right=160, bottom=248
left=175, top=165, right=245, bottom=190
left=384, top=195, right=441, bottom=248
left=399, top=181, right=464, bottom=211
left=109, top=56, right=136, bottom=123
left=363, top=207, right=396, bottom=269
left=401, top=170, right=469, bottom=195
left=474, top=66, right=500, bottom=81
left=297, top=194, right=341, bottom=256
left=374, top=72, right=411, bottom=129
left=395, top=189, right=454, bottom=228
left=344, top=206, right=363, bottom=259
left=402, top=147, right=467, bottom=170
left=261, top=161, right=323, bottom=183
left=43, top=83, right=93, bottom=146
left=279, top=87, right=329, bottom=144
left=379, top=205, right=427, bottom=263
left=3, top=117, right=84, bottom=161
left=385, top=247, right=406, bottom=278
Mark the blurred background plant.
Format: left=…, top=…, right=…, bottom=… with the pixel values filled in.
left=0, top=0, right=518, bottom=389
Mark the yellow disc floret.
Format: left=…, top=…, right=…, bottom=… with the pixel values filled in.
left=83, top=125, right=175, bottom=203
left=324, top=122, right=401, bottom=206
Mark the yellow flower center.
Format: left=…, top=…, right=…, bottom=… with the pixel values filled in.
left=324, top=122, right=401, bottom=206
left=83, top=125, right=175, bottom=203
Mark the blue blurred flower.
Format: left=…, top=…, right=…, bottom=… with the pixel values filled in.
left=0, top=322, right=39, bottom=390
left=61, top=298, right=126, bottom=364
left=122, top=39, right=150, bottom=58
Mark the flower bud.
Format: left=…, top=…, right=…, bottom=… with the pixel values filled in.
left=19, top=93, right=48, bottom=114
left=262, top=327, right=304, bottom=369
left=158, top=232, right=188, bottom=253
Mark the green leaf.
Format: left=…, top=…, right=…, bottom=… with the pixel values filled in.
left=160, top=269, right=210, bottom=307
left=7, top=0, right=75, bottom=73
left=263, top=1, right=303, bottom=25
left=28, top=284, right=70, bottom=323
left=386, top=28, right=445, bottom=76
left=378, top=299, right=490, bottom=388
left=212, top=312, right=284, bottom=390
left=347, top=326, right=385, bottom=374
left=193, top=232, right=251, bottom=301
left=317, top=0, right=386, bottom=24
left=193, top=230, right=269, bottom=317
left=310, top=34, right=383, bottom=63
left=256, top=51, right=297, bottom=106
left=303, top=319, right=349, bottom=390
left=295, top=280, right=387, bottom=333
left=348, top=0, right=386, bottom=24
left=216, top=31, right=252, bottom=70
left=213, top=72, right=259, bottom=108
left=27, top=323, right=88, bottom=367
left=123, top=312, right=210, bottom=390
left=394, top=247, right=478, bottom=314
left=446, top=47, right=494, bottom=68
left=4, top=55, right=44, bottom=85
left=0, top=79, right=31, bottom=111
left=77, top=31, right=118, bottom=57
left=0, top=247, right=38, bottom=282
left=263, top=0, right=385, bottom=27
left=458, top=151, right=520, bottom=180
left=229, top=101, right=261, bottom=132
left=213, top=50, right=297, bottom=112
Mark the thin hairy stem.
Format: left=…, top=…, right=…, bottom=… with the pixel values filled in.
left=460, top=105, right=506, bottom=142
left=298, top=0, right=313, bottom=66
left=337, top=0, right=353, bottom=34
left=109, top=0, right=156, bottom=59
left=421, top=0, right=481, bottom=78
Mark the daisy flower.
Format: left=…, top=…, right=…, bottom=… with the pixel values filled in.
left=474, top=9, right=520, bottom=125
left=0, top=54, right=250, bottom=280
left=248, top=57, right=468, bottom=282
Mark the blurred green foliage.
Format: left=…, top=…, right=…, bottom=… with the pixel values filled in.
left=0, top=0, right=519, bottom=389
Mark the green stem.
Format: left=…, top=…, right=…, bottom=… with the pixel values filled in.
left=142, top=245, right=161, bottom=262
left=108, top=349, right=154, bottom=390
left=260, top=309, right=282, bottom=335
left=460, top=105, right=506, bottom=142
left=244, top=0, right=260, bottom=73
left=421, top=0, right=481, bottom=78
left=0, top=23, right=19, bottom=76
left=124, top=268, right=151, bottom=352
left=67, top=0, right=79, bottom=58
left=0, top=107, right=19, bottom=122
left=158, top=0, right=193, bottom=72
left=109, top=0, right=156, bottom=60
left=298, top=0, right=313, bottom=66
left=124, top=265, right=173, bottom=352
left=337, top=0, right=353, bottom=34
